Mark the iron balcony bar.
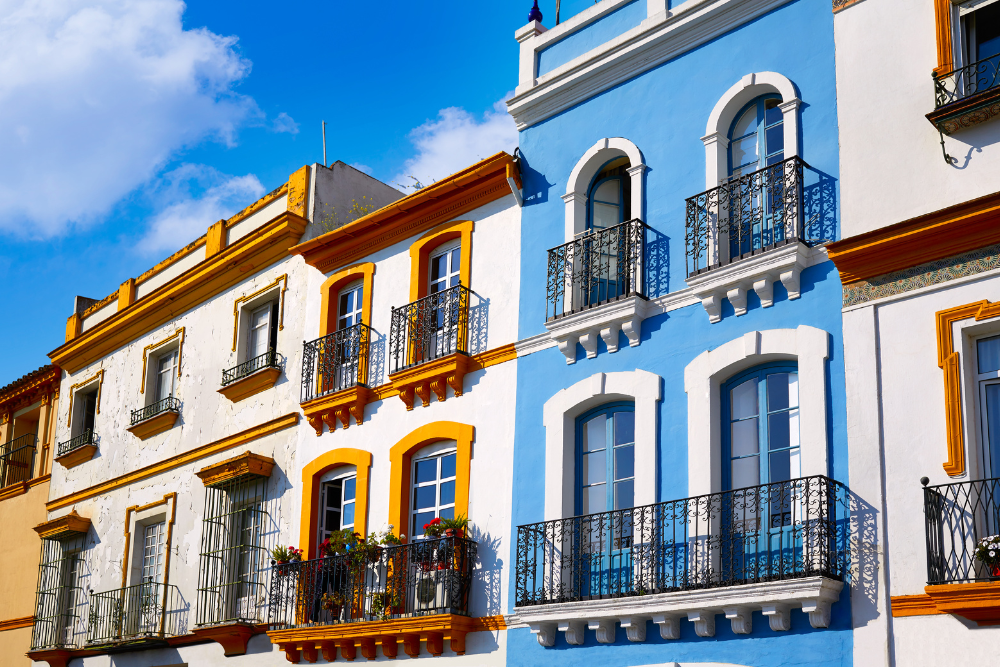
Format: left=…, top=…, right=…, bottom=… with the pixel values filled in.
left=268, top=536, right=477, bottom=629
left=389, top=285, right=471, bottom=375
left=56, top=429, right=94, bottom=458
left=222, top=348, right=279, bottom=387
left=685, top=155, right=808, bottom=278
left=546, top=218, right=649, bottom=321
left=934, top=55, right=1000, bottom=109
left=130, top=396, right=181, bottom=426
left=87, top=579, right=183, bottom=645
left=0, top=433, right=37, bottom=487
left=301, top=323, right=371, bottom=403
left=923, top=476, right=1000, bottom=585
left=514, top=475, right=851, bottom=607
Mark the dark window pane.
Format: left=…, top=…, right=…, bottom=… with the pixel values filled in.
left=769, top=449, right=791, bottom=483
left=343, top=477, right=356, bottom=501
left=583, top=415, right=606, bottom=452
left=413, top=511, right=435, bottom=536
left=731, top=418, right=758, bottom=457
left=615, top=479, right=634, bottom=510
left=439, top=507, right=454, bottom=521
left=451, top=248, right=461, bottom=271
left=342, top=502, right=355, bottom=527
left=614, top=411, right=635, bottom=445
left=731, top=379, right=758, bottom=419
left=441, top=453, right=456, bottom=479
left=440, top=480, right=455, bottom=506
left=765, top=98, right=782, bottom=126
left=614, top=444, right=634, bottom=481
left=415, top=459, right=438, bottom=484
left=414, top=485, right=436, bottom=510
left=765, top=125, right=783, bottom=155
left=769, top=412, right=791, bottom=451
left=979, top=335, right=1000, bottom=374
left=431, top=254, right=446, bottom=282
left=767, top=373, right=790, bottom=411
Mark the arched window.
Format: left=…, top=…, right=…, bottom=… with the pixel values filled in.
left=722, top=363, right=799, bottom=491
left=587, top=158, right=632, bottom=232
left=728, top=95, right=784, bottom=179
left=576, top=403, right=635, bottom=515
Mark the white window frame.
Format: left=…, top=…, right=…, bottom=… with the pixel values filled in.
left=410, top=442, right=458, bottom=538
left=428, top=241, right=462, bottom=294
left=246, top=302, right=273, bottom=361
left=563, top=138, right=646, bottom=241
left=141, top=520, right=166, bottom=583
left=234, top=290, right=280, bottom=364
left=337, top=280, right=364, bottom=330
left=71, top=383, right=99, bottom=438
left=153, top=349, right=177, bottom=404
left=318, top=466, right=358, bottom=544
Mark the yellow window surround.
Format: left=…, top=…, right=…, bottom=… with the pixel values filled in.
left=231, top=274, right=288, bottom=352
left=319, top=262, right=376, bottom=337
left=120, top=492, right=177, bottom=589
left=66, top=369, right=104, bottom=428
left=299, top=448, right=373, bottom=559
left=140, top=328, right=184, bottom=394
left=408, top=220, right=474, bottom=303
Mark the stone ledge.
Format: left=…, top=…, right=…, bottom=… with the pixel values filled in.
left=55, top=443, right=97, bottom=469
left=126, top=409, right=179, bottom=440
left=389, top=353, right=470, bottom=410
left=218, top=366, right=281, bottom=403
left=544, top=295, right=649, bottom=364
left=512, top=576, right=843, bottom=646
left=301, top=385, right=372, bottom=436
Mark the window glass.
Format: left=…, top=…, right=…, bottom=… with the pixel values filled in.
left=247, top=303, right=272, bottom=359
left=338, top=282, right=363, bottom=330
left=729, top=96, right=784, bottom=177
left=429, top=245, right=461, bottom=294
left=411, top=450, right=458, bottom=537
left=979, top=335, right=1000, bottom=374
left=154, top=350, right=177, bottom=402
left=141, top=521, right=166, bottom=583
left=577, top=405, right=635, bottom=515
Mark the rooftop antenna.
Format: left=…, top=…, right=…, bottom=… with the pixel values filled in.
left=322, top=121, right=327, bottom=167
left=556, top=0, right=560, bottom=24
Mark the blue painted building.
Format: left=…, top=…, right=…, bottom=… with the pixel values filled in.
left=505, top=1, right=853, bottom=665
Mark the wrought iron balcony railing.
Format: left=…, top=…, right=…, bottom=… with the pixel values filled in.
left=685, top=156, right=809, bottom=277
left=546, top=218, right=648, bottom=321
left=222, top=348, right=279, bottom=387
left=130, top=396, right=180, bottom=426
left=515, top=475, right=851, bottom=607
left=923, top=476, right=1000, bottom=585
left=389, top=285, right=470, bottom=375
left=934, top=55, right=1000, bottom=109
left=301, top=323, right=371, bottom=403
left=57, top=429, right=93, bottom=458
left=0, top=433, right=37, bottom=487
left=87, top=580, right=185, bottom=645
left=268, top=536, right=477, bottom=629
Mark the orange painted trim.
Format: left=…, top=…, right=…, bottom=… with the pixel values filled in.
left=0, top=365, right=60, bottom=409
left=66, top=369, right=103, bottom=428
left=924, top=582, right=1000, bottom=625
left=300, top=448, right=372, bottom=559
left=206, top=219, right=227, bottom=259
left=890, top=594, right=943, bottom=617
left=319, top=262, right=376, bottom=337
left=827, top=191, right=1000, bottom=285
left=367, top=343, right=516, bottom=403
left=933, top=0, right=954, bottom=78
left=390, top=353, right=470, bottom=411
left=217, top=367, right=282, bottom=403
left=139, top=328, right=184, bottom=394
left=196, top=451, right=276, bottom=486
left=34, top=510, right=91, bottom=539
left=408, top=220, right=474, bottom=302
left=120, top=492, right=176, bottom=590
left=388, top=422, right=474, bottom=539
left=290, top=153, right=518, bottom=275
left=126, top=410, right=179, bottom=440
left=54, top=443, right=97, bottom=469
left=286, top=165, right=311, bottom=219
left=231, top=274, right=288, bottom=351
left=117, top=278, right=136, bottom=312
left=935, top=300, right=1000, bottom=476
left=301, top=386, right=372, bottom=436
left=0, top=615, right=34, bottom=631
left=46, top=412, right=299, bottom=510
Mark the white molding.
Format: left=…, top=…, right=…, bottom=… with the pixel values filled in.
left=565, top=138, right=646, bottom=239
left=514, top=577, right=843, bottom=646
left=543, top=370, right=662, bottom=521
left=685, top=244, right=828, bottom=323
left=683, top=325, right=830, bottom=497
left=515, top=331, right=558, bottom=356
left=545, top=296, right=651, bottom=363
left=507, top=0, right=796, bottom=130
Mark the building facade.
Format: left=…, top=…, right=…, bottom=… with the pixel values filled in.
left=505, top=1, right=852, bottom=666
left=829, top=0, right=1000, bottom=664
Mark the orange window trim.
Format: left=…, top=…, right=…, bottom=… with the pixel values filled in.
left=300, top=448, right=373, bottom=559
left=935, top=299, right=1000, bottom=477
left=319, top=262, right=376, bottom=337
left=933, top=0, right=954, bottom=77
left=408, top=220, right=474, bottom=303
left=388, top=422, right=474, bottom=539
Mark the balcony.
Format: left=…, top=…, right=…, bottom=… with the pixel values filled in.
left=919, top=477, right=1000, bottom=624
left=267, top=536, right=478, bottom=662
left=56, top=429, right=96, bottom=469
left=388, top=285, right=472, bottom=410
left=544, top=219, right=651, bottom=363
left=300, top=323, right=372, bottom=435
left=87, top=580, right=186, bottom=648
left=1, top=433, right=37, bottom=486
left=219, top=348, right=281, bottom=403
left=513, top=476, right=851, bottom=645
left=684, top=156, right=825, bottom=323
left=927, top=56, right=1000, bottom=134
left=127, top=396, right=180, bottom=440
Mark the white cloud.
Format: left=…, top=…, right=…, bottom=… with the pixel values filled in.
left=272, top=112, right=299, bottom=135
left=393, top=97, right=517, bottom=190
left=138, top=164, right=264, bottom=256
left=0, top=0, right=261, bottom=237
left=350, top=163, right=373, bottom=175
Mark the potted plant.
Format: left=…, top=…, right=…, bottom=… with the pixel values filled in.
left=441, top=514, right=469, bottom=539
left=320, top=591, right=346, bottom=619
left=975, top=535, right=1000, bottom=577
left=271, top=546, right=303, bottom=575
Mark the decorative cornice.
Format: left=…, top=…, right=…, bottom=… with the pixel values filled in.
left=0, top=365, right=60, bottom=411
left=928, top=94, right=1000, bottom=135
left=827, top=190, right=1000, bottom=285
left=33, top=510, right=91, bottom=539
left=0, top=615, right=34, bottom=632
left=890, top=594, right=942, bottom=617
left=196, top=451, right=276, bottom=486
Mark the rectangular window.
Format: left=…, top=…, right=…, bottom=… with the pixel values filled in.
left=154, top=350, right=177, bottom=403
left=318, top=473, right=357, bottom=545
left=31, top=536, right=86, bottom=651
left=411, top=451, right=457, bottom=538
left=976, top=334, right=1000, bottom=478
left=960, top=1, right=1000, bottom=64
left=141, top=521, right=166, bottom=583
left=246, top=301, right=278, bottom=361
left=71, top=386, right=98, bottom=439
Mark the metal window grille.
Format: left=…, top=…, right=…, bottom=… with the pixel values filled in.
left=514, top=475, right=851, bottom=607
left=268, top=536, right=477, bottom=629
left=389, top=285, right=471, bottom=375
left=934, top=55, right=1000, bottom=109
left=222, top=348, right=279, bottom=387
left=130, top=396, right=180, bottom=426
left=0, top=433, right=37, bottom=486
left=685, top=156, right=810, bottom=277
left=57, top=429, right=94, bottom=457
left=546, top=219, right=648, bottom=320
left=301, top=323, right=371, bottom=403
left=196, top=473, right=271, bottom=626
left=923, top=477, right=1000, bottom=585
left=31, top=535, right=86, bottom=650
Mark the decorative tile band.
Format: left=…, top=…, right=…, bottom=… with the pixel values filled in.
left=843, top=243, right=1000, bottom=307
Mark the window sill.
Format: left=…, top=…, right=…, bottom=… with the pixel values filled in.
left=892, top=582, right=1000, bottom=626
left=191, top=622, right=267, bottom=657
left=544, top=295, right=649, bottom=364
left=301, top=385, right=372, bottom=436
left=511, top=576, right=843, bottom=646
left=927, top=86, right=1000, bottom=135
left=389, top=353, right=470, bottom=410
left=126, top=409, right=179, bottom=440
left=218, top=366, right=281, bottom=403
left=54, top=444, right=97, bottom=469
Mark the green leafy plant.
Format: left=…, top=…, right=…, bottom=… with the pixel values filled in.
left=320, top=591, right=346, bottom=611
left=271, top=545, right=303, bottom=563
left=441, top=514, right=470, bottom=538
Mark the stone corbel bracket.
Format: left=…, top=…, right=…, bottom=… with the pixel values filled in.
left=516, top=576, right=842, bottom=646
left=686, top=243, right=823, bottom=323
left=545, top=295, right=649, bottom=365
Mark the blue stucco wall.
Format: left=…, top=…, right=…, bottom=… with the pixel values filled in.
left=509, top=1, right=849, bottom=665
left=537, top=0, right=646, bottom=77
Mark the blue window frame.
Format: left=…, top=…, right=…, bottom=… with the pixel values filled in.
left=728, top=95, right=784, bottom=179
left=586, top=157, right=631, bottom=231
left=722, top=363, right=800, bottom=491
left=576, top=403, right=635, bottom=515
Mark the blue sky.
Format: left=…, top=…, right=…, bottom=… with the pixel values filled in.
left=0, top=0, right=593, bottom=383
